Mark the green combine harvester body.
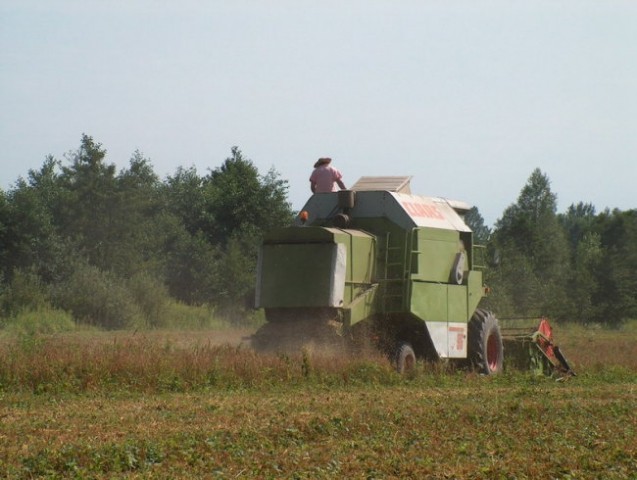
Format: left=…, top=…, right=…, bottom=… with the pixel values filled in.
left=254, top=176, right=574, bottom=376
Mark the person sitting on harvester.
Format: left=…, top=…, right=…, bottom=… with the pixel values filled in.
left=309, top=157, right=346, bottom=193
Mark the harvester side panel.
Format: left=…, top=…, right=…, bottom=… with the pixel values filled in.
left=410, top=228, right=461, bottom=283
left=346, top=231, right=377, bottom=304
left=466, top=270, right=484, bottom=318
left=411, top=283, right=448, bottom=322
left=256, top=243, right=345, bottom=308
left=448, top=285, right=468, bottom=321
left=425, top=321, right=468, bottom=358
left=255, top=226, right=377, bottom=312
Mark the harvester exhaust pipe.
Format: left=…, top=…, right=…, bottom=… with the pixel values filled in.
left=338, top=190, right=356, bottom=210
left=334, top=190, right=356, bottom=228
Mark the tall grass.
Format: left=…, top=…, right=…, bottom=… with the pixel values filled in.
left=0, top=331, right=403, bottom=394
left=0, top=319, right=635, bottom=395
left=553, top=319, right=637, bottom=371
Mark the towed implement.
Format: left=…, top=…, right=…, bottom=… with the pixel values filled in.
left=253, top=176, right=573, bottom=376
left=502, top=318, right=575, bottom=376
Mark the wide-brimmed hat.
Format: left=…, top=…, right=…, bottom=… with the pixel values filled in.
left=314, top=157, right=332, bottom=168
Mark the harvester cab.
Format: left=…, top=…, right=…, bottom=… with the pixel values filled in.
left=253, top=176, right=574, bottom=377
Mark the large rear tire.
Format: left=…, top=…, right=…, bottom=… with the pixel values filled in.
left=468, top=309, right=503, bottom=374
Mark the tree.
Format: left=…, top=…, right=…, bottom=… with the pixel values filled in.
left=464, top=206, right=491, bottom=244
left=108, top=151, right=166, bottom=278
left=160, top=147, right=293, bottom=313
left=163, top=166, right=210, bottom=237
left=570, top=231, right=603, bottom=323
left=489, top=169, right=570, bottom=318
left=201, top=147, right=293, bottom=315
left=203, top=147, right=293, bottom=246
left=163, top=229, right=220, bottom=305
left=0, top=174, right=66, bottom=284
left=592, top=209, right=637, bottom=326
left=57, top=134, right=119, bottom=270
left=558, top=203, right=601, bottom=323
left=0, top=189, right=9, bottom=282
left=559, top=202, right=597, bottom=251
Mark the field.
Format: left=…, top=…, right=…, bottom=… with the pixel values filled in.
left=0, top=323, right=636, bottom=479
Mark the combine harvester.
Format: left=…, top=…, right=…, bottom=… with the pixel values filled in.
left=253, top=177, right=574, bottom=376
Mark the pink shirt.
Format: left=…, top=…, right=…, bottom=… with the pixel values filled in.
left=310, top=165, right=343, bottom=193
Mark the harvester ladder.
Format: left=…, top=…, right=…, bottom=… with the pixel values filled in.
left=381, top=232, right=410, bottom=312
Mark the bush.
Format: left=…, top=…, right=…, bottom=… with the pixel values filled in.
left=52, top=261, right=141, bottom=329
left=3, top=306, right=76, bottom=336
left=0, top=269, right=50, bottom=317
left=127, top=273, right=170, bottom=328
left=161, top=302, right=225, bottom=329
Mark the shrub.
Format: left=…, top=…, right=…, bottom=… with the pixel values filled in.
left=52, top=261, right=140, bottom=329
left=3, top=306, right=76, bottom=336
left=127, top=273, right=170, bottom=328
left=0, top=269, right=50, bottom=317
left=161, top=302, right=225, bottom=329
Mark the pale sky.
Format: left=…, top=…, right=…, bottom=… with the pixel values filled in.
left=1, top=0, right=635, bottom=226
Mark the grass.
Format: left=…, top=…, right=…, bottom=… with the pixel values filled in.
left=552, top=321, right=637, bottom=371
left=0, top=321, right=635, bottom=478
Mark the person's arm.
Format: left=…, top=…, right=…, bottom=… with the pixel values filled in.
left=336, top=179, right=346, bottom=190
left=310, top=180, right=317, bottom=193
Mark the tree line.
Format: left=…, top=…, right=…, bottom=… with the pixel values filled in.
left=1, top=135, right=635, bottom=328
left=468, top=169, right=637, bottom=327
left=0, top=135, right=293, bottom=328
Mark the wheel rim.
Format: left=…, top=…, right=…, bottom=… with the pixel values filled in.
left=486, top=333, right=500, bottom=372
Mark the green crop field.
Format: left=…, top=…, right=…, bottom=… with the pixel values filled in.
left=0, top=323, right=635, bottom=479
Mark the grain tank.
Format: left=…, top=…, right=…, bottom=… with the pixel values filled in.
left=254, top=176, right=573, bottom=375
